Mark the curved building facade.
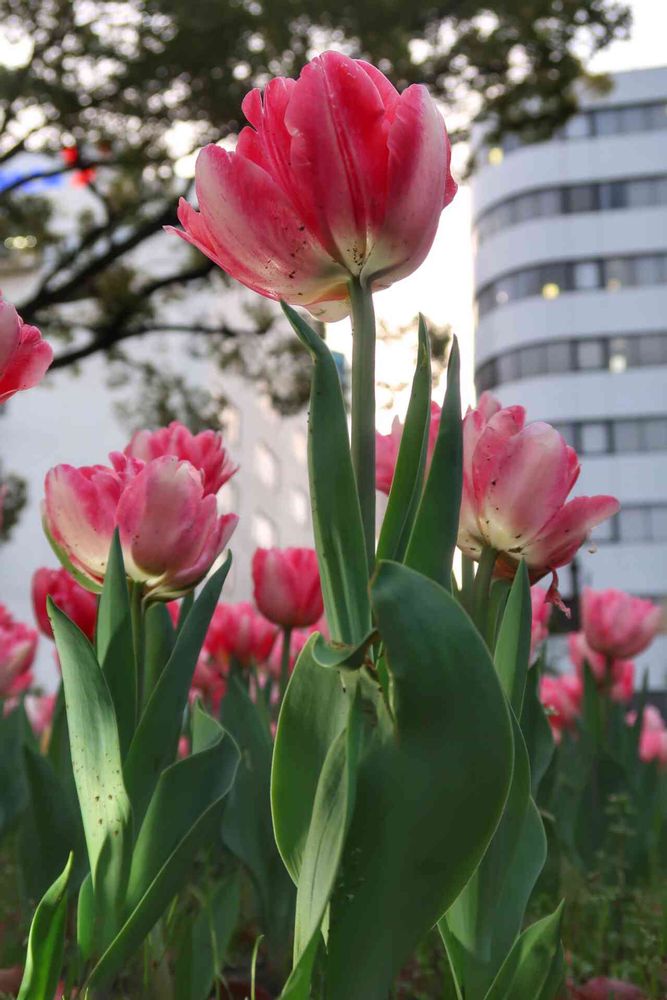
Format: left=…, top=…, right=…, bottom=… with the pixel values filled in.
left=471, top=67, right=667, bottom=684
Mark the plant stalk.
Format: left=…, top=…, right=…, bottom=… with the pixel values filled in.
left=472, top=546, right=498, bottom=638
left=348, top=275, right=377, bottom=571
left=130, top=583, right=145, bottom=716
left=279, top=627, right=293, bottom=702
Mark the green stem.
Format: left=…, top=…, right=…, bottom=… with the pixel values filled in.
left=472, top=546, right=498, bottom=637
left=130, top=583, right=145, bottom=716
left=279, top=627, right=293, bottom=702
left=348, top=275, right=377, bottom=571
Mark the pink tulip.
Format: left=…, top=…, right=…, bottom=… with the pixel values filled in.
left=205, top=601, right=278, bottom=668
left=32, top=567, right=98, bottom=642
left=540, top=673, right=583, bottom=742
left=628, top=705, right=667, bottom=768
left=568, top=633, right=635, bottom=703
left=190, top=657, right=226, bottom=715
left=581, top=587, right=662, bottom=659
left=0, top=294, right=52, bottom=404
left=24, top=693, right=57, bottom=737
left=0, top=604, right=38, bottom=698
left=570, top=976, right=645, bottom=999
left=44, top=455, right=237, bottom=599
left=530, top=586, right=551, bottom=662
left=121, top=421, right=238, bottom=497
left=376, top=402, right=441, bottom=495
left=167, top=51, right=457, bottom=320
left=458, top=392, right=619, bottom=606
left=252, top=547, right=323, bottom=629
left=265, top=620, right=325, bottom=681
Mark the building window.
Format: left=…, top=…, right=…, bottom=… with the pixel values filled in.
left=476, top=252, right=667, bottom=319
left=290, top=488, right=309, bottom=526
left=254, top=442, right=279, bottom=488
left=580, top=422, right=608, bottom=455
left=474, top=172, right=667, bottom=245
left=252, top=512, right=277, bottom=548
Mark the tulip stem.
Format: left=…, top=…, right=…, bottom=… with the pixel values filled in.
left=279, top=627, right=293, bottom=701
left=348, top=275, right=377, bottom=571
left=130, top=583, right=145, bottom=717
left=473, top=546, right=498, bottom=639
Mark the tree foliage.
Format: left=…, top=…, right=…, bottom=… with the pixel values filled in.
left=0, top=0, right=630, bottom=405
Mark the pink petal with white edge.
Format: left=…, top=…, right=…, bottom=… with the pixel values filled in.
left=362, top=83, right=452, bottom=286
left=44, top=465, right=121, bottom=583
left=0, top=323, right=53, bottom=403
left=522, top=495, right=620, bottom=570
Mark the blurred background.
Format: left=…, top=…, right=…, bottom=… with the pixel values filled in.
left=1, top=0, right=665, bottom=688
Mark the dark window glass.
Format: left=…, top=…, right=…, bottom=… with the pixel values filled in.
left=576, top=339, right=605, bottom=369
left=594, top=108, right=620, bottom=135
left=614, top=420, right=642, bottom=452
left=598, top=181, right=625, bottom=210
left=519, top=346, right=543, bottom=378
left=617, top=507, right=648, bottom=542
left=545, top=342, right=571, bottom=373
left=580, top=422, right=608, bottom=454
left=619, top=105, right=648, bottom=133
left=645, top=103, right=667, bottom=131
left=497, top=353, right=519, bottom=383
left=643, top=418, right=667, bottom=451
left=552, top=422, right=577, bottom=447
left=635, top=256, right=664, bottom=285
left=605, top=257, right=635, bottom=289
left=566, top=184, right=596, bottom=212
left=650, top=507, right=667, bottom=542
left=592, top=516, right=615, bottom=542
left=625, top=179, right=655, bottom=208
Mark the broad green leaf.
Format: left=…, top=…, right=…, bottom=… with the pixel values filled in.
left=405, top=337, right=462, bottom=590
left=220, top=677, right=295, bottom=957
left=0, top=705, right=29, bottom=839
left=324, top=561, right=513, bottom=1000
left=310, top=630, right=376, bottom=671
left=49, top=600, right=133, bottom=944
left=174, top=869, right=242, bottom=1000
left=442, top=715, right=546, bottom=997
left=123, top=555, right=231, bottom=823
left=77, top=873, right=95, bottom=960
left=19, top=745, right=85, bottom=905
left=96, top=531, right=136, bottom=758
left=494, top=562, right=531, bottom=714
left=377, top=315, right=431, bottom=563
left=87, top=704, right=239, bottom=988
left=483, top=903, right=564, bottom=1000
left=282, top=303, right=371, bottom=644
left=279, top=933, right=320, bottom=1000
left=17, top=853, right=73, bottom=1000
left=271, top=636, right=355, bottom=884
left=293, top=690, right=361, bottom=963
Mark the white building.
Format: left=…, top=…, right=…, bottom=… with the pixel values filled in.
left=1, top=155, right=312, bottom=687
left=471, top=66, right=667, bottom=685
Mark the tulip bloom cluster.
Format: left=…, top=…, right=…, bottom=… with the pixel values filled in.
left=0, top=295, right=52, bottom=404
left=43, top=423, right=238, bottom=599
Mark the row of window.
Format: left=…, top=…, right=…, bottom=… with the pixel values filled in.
left=477, top=253, right=667, bottom=319
left=592, top=504, right=667, bottom=545
left=475, top=332, right=667, bottom=392
left=552, top=417, right=667, bottom=457
left=495, top=100, right=667, bottom=159
left=475, top=175, right=667, bottom=245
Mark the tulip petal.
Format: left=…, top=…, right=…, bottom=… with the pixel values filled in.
left=521, top=495, right=620, bottom=570
left=0, top=299, right=21, bottom=372
left=44, top=465, right=121, bottom=584
left=0, top=322, right=53, bottom=403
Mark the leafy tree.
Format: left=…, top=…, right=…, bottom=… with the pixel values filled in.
left=0, top=0, right=630, bottom=406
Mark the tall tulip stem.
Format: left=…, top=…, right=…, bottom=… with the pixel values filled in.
left=472, top=546, right=498, bottom=638
left=279, top=626, right=293, bottom=701
left=349, top=276, right=377, bottom=570
left=130, top=583, right=145, bottom=716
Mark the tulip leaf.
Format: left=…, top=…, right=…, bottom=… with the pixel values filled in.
left=19, top=745, right=85, bottom=905
left=310, top=630, right=377, bottom=671
left=87, top=703, right=239, bottom=988
left=96, top=530, right=136, bottom=758
left=220, top=676, right=294, bottom=948
left=17, top=852, right=72, bottom=1000
left=441, top=714, right=546, bottom=997
left=405, top=337, right=462, bottom=590
left=521, top=665, right=555, bottom=797
left=174, top=869, right=242, bottom=1000
left=324, top=561, right=513, bottom=1000
left=483, top=903, right=564, bottom=1000
left=279, top=933, right=321, bottom=1000
left=123, top=554, right=231, bottom=824
left=494, top=561, right=531, bottom=714
left=293, top=689, right=361, bottom=962
left=143, top=601, right=176, bottom=698
left=0, top=705, right=29, bottom=839
left=49, top=599, right=133, bottom=945
left=271, top=635, right=356, bottom=885
left=282, top=303, right=371, bottom=644
left=377, top=314, right=431, bottom=563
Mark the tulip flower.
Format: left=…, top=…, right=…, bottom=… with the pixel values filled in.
left=190, top=657, right=226, bottom=715
left=540, top=673, right=583, bottom=742
left=252, top=547, right=323, bottom=629
left=0, top=295, right=53, bottom=404
left=32, top=567, right=98, bottom=641
left=570, top=976, right=646, bottom=999
left=458, top=392, right=619, bottom=606
left=530, top=586, right=551, bottom=662
left=121, top=421, right=238, bottom=497
left=376, top=402, right=441, bottom=495
left=0, top=604, right=38, bottom=698
left=581, top=587, right=662, bottom=659
left=568, top=633, right=635, bottom=703
left=167, top=51, right=457, bottom=320
left=635, top=705, right=667, bottom=768
left=205, top=601, right=278, bottom=669
left=44, top=455, right=237, bottom=599
left=24, top=693, right=57, bottom=737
